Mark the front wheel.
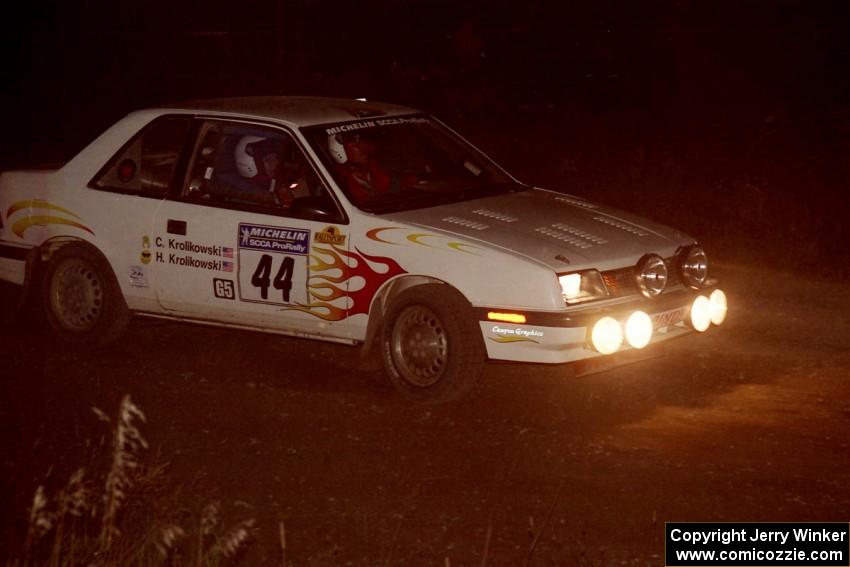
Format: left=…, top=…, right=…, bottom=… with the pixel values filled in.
left=41, top=243, right=130, bottom=348
left=381, top=284, right=484, bottom=402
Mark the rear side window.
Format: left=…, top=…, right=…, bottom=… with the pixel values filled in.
left=90, top=117, right=191, bottom=196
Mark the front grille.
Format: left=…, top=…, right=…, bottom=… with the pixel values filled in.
left=602, top=258, right=679, bottom=298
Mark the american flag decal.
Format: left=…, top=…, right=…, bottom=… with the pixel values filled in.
left=222, top=246, right=234, bottom=258
left=223, top=261, right=233, bottom=272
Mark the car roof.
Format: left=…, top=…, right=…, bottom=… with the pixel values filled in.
left=156, top=96, right=419, bottom=127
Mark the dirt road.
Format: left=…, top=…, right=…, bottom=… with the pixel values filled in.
left=2, top=262, right=849, bottom=565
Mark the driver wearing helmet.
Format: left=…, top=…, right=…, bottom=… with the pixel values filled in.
left=328, top=132, right=394, bottom=206
left=223, top=135, right=296, bottom=207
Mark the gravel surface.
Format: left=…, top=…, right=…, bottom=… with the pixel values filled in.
left=2, top=261, right=849, bottom=565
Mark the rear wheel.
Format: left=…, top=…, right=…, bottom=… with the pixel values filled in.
left=381, top=284, right=484, bottom=402
left=42, top=243, right=130, bottom=348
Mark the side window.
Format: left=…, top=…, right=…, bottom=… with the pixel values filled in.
left=184, top=121, right=342, bottom=222
left=91, top=117, right=191, bottom=196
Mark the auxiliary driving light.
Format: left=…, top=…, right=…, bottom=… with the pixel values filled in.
left=678, top=245, right=709, bottom=288
left=690, top=295, right=711, bottom=332
left=708, top=289, right=727, bottom=325
left=625, top=311, right=653, bottom=349
left=636, top=254, right=668, bottom=298
left=591, top=316, right=623, bottom=354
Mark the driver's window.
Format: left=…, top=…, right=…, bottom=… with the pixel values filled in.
left=184, top=121, right=341, bottom=221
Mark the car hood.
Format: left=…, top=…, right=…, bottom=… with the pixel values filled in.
left=378, top=188, right=694, bottom=271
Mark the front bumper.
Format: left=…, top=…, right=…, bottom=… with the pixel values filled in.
left=474, top=284, right=725, bottom=364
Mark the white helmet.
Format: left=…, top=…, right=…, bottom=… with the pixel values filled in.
left=328, top=133, right=347, bottom=164
left=235, top=135, right=265, bottom=178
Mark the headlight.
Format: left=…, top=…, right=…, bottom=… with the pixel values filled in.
left=559, top=270, right=609, bottom=305
left=678, top=245, right=708, bottom=288
left=635, top=254, right=668, bottom=298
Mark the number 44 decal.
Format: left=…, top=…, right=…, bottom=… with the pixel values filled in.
left=251, top=254, right=294, bottom=302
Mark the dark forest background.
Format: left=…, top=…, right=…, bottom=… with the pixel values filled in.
left=3, top=0, right=850, bottom=273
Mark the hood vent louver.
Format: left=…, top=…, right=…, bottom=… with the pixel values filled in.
left=442, top=216, right=490, bottom=231
left=535, top=226, right=594, bottom=249
left=554, top=196, right=598, bottom=209
left=472, top=208, right=519, bottom=223
left=592, top=216, right=648, bottom=236
left=550, top=223, right=608, bottom=245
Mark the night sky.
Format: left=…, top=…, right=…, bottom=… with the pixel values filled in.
left=3, top=0, right=850, bottom=267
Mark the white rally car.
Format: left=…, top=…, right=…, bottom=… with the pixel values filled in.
left=0, top=97, right=726, bottom=401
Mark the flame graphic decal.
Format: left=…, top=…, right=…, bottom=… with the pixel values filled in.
left=284, top=245, right=407, bottom=321
left=6, top=200, right=94, bottom=238
left=447, top=242, right=481, bottom=254
left=365, top=226, right=401, bottom=244
left=407, top=233, right=436, bottom=247
left=12, top=216, right=94, bottom=238
left=7, top=200, right=83, bottom=220
left=367, top=226, right=482, bottom=255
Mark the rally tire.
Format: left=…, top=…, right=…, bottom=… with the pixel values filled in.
left=381, top=284, right=484, bottom=403
left=41, top=243, right=130, bottom=348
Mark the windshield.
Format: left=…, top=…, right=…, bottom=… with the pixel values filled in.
left=303, top=115, right=525, bottom=213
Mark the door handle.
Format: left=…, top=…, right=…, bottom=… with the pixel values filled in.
left=167, top=219, right=187, bottom=235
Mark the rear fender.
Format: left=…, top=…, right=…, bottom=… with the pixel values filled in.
left=22, top=237, right=116, bottom=304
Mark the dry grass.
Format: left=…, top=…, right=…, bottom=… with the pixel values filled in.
left=10, top=395, right=256, bottom=567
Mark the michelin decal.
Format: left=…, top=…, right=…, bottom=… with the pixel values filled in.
left=239, top=224, right=308, bottom=254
